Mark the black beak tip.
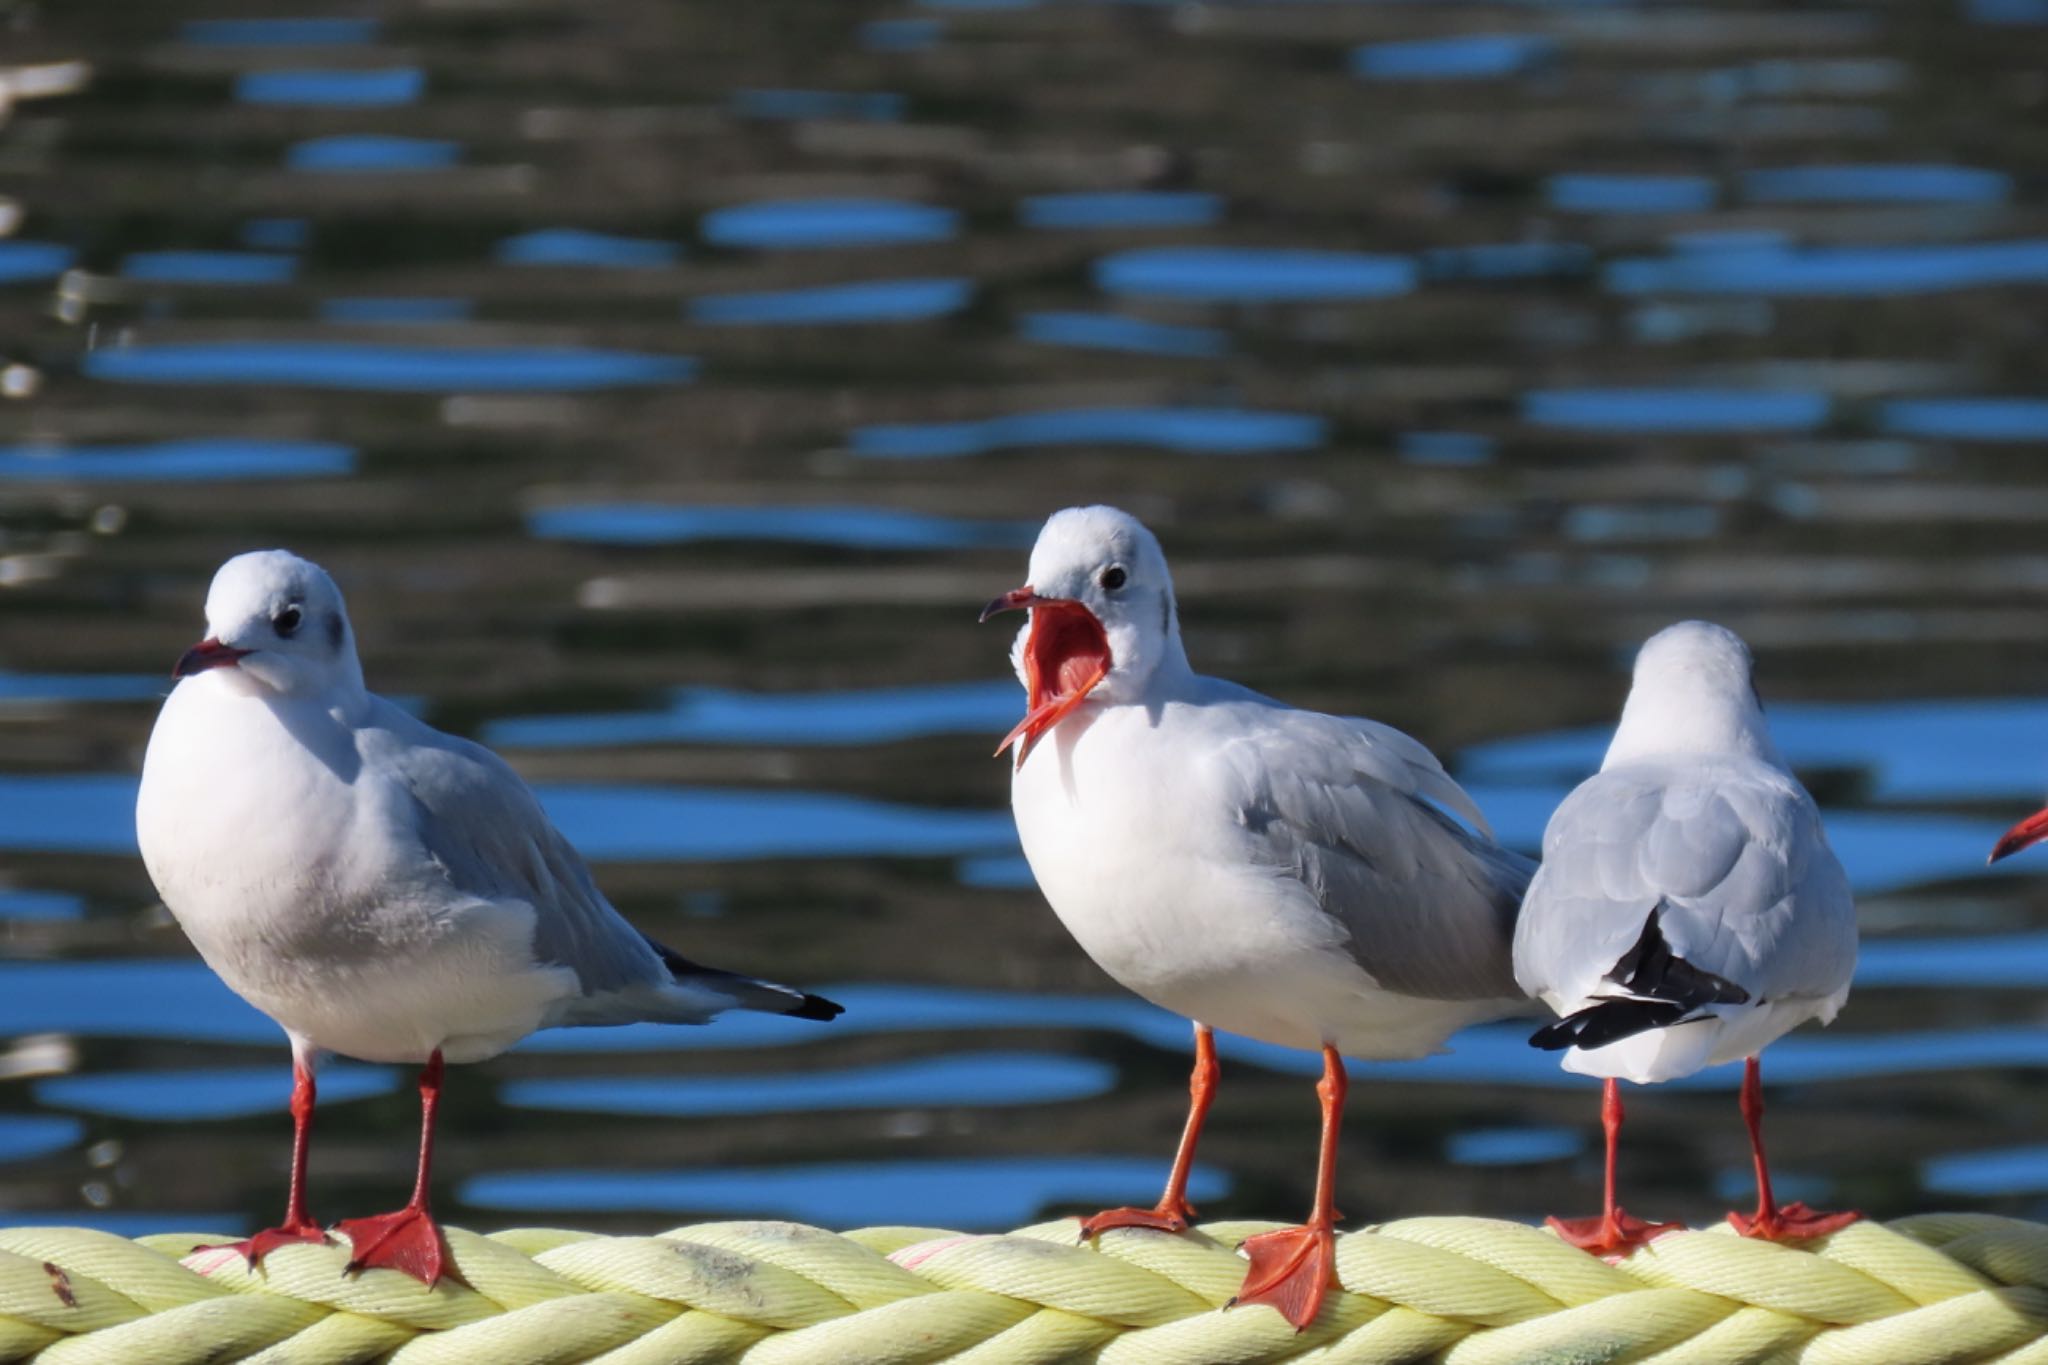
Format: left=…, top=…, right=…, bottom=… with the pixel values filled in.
left=978, top=596, right=1007, bottom=624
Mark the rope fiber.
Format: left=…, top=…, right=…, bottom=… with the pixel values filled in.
left=0, top=1213, right=2039, bottom=1362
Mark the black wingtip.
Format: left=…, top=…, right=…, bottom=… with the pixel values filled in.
left=1529, top=998, right=1691, bottom=1052
left=786, top=992, right=844, bottom=1021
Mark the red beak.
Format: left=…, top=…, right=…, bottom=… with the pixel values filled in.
left=1990, top=806, right=2048, bottom=864
left=981, top=584, right=1111, bottom=763
left=173, top=638, right=250, bottom=680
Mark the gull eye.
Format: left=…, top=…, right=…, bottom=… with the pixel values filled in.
left=273, top=606, right=303, bottom=637
left=1099, top=565, right=1127, bottom=591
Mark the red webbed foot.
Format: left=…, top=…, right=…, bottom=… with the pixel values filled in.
left=334, top=1207, right=448, bottom=1285
left=1728, top=1202, right=1861, bottom=1241
left=1546, top=1207, right=1686, bottom=1257
left=1229, top=1219, right=1338, bottom=1331
left=202, top=1221, right=329, bottom=1270
left=1077, top=1197, right=1197, bottom=1240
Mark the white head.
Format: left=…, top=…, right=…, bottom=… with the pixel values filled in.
left=174, top=550, right=364, bottom=701
left=981, top=505, right=1189, bottom=759
left=1603, top=620, right=1781, bottom=769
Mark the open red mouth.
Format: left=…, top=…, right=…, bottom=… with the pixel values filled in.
left=1991, top=805, right=2048, bottom=863
left=982, top=589, right=1111, bottom=762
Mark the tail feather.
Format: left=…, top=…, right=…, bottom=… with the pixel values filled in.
left=1526, top=904, right=1747, bottom=1053
left=644, top=934, right=843, bottom=1021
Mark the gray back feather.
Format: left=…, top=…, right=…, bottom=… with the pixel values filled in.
left=1513, top=756, right=1856, bottom=1005
left=367, top=701, right=669, bottom=998
left=1220, top=702, right=1534, bottom=1001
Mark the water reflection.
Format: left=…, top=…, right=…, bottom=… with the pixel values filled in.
left=851, top=408, right=1327, bottom=458
left=1445, top=1128, right=1581, bottom=1167
left=1606, top=239, right=2048, bottom=296
left=1740, top=165, right=2011, bottom=205
left=286, top=136, right=461, bottom=173
left=687, top=277, right=970, bottom=326
left=1017, top=311, right=1227, bottom=357
left=484, top=679, right=1018, bottom=748
left=1879, top=399, right=2048, bottom=442
left=0, top=243, right=76, bottom=283
left=1095, top=247, right=1416, bottom=302
left=0, top=891, right=82, bottom=921
left=235, top=68, right=426, bottom=107
left=497, top=230, right=682, bottom=269
left=1351, top=35, right=1556, bottom=82
left=1522, top=388, right=1828, bottom=433
left=503, top=1052, right=1115, bottom=1117
left=0, top=437, right=352, bottom=483
left=318, top=298, right=472, bottom=324
left=526, top=504, right=1030, bottom=551
left=463, top=1157, right=1232, bottom=1230
left=36, top=1066, right=396, bottom=1121
left=1545, top=175, right=1718, bottom=214
left=1018, top=192, right=1220, bottom=231
left=118, top=252, right=297, bottom=285
left=731, top=90, right=906, bottom=122
left=0, top=1117, right=83, bottom=1163
left=701, top=200, right=958, bottom=251
left=180, top=18, right=377, bottom=46
left=83, top=342, right=696, bottom=391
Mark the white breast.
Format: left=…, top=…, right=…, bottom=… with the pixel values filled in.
left=1010, top=701, right=1504, bottom=1059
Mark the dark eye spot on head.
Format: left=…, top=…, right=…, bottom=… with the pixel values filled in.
left=273, top=605, right=302, bottom=637
left=1098, top=565, right=1127, bottom=591
left=326, top=612, right=343, bottom=650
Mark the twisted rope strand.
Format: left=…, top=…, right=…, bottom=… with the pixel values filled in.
left=0, top=1215, right=2028, bottom=1363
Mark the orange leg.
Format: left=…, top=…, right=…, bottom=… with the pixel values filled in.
left=1230, top=1045, right=1345, bottom=1332
left=205, top=1054, right=330, bottom=1267
left=1546, top=1078, right=1685, bottom=1256
left=333, top=1050, right=451, bottom=1286
left=1726, top=1055, right=1860, bottom=1240
left=1079, top=1023, right=1218, bottom=1238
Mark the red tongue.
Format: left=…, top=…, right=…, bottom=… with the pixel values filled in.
left=997, top=599, right=1111, bottom=761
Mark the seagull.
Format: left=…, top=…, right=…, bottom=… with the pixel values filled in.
left=982, top=505, right=1534, bottom=1330
left=1512, top=620, right=1859, bottom=1255
left=136, top=550, right=841, bottom=1285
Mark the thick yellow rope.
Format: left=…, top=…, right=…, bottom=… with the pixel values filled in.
left=0, top=1213, right=2039, bottom=1362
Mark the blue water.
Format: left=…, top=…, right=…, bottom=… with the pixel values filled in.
left=526, top=504, right=1031, bottom=551
left=1878, top=398, right=2048, bottom=442
left=319, top=297, right=473, bottom=324
left=1545, top=175, right=1718, bottom=214
left=688, top=277, right=971, bottom=325
left=287, top=136, right=461, bottom=173
left=119, top=252, right=297, bottom=285
left=0, top=891, right=83, bottom=921
left=0, top=438, right=354, bottom=482
left=235, top=68, right=426, bottom=107
left=0, top=242, right=77, bottom=283
left=1446, top=1127, right=1581, bottom=1166
left=497, top=230, right=682, bottom=269
left=1740, top=164, right=2011, bottom=205
left=1606, top=239, right=2048, bottom=296
left=462, top=1156, right=1231, bottom=1230
left=0, top=672, right=164, bottom=704
left=1017, top=311, right=1228, bottom=357
left=502, top=1053, right=1115, bottom=1117
left=1094, top=247, right=1417, bottom=302
left=1351, top=34, right=1555, bottom=81
left=1924, top=1145, right=2048, bottom=1196
left=180, top=18, right=377, bottom=46
left=700, top=199, right=959, bottom=251
left=239, top=218, right=308, bottom=250
left=1423, top=242, right=1593, bottom=281
left=731, top=89, right=907, bottom=121
left=82, top=341, right=696, bottom=391
left=1522, top=388, right=1829, bottom=433
left=484, top=679, right=1020, bottom=749
left=0, top=1117, right=84, bottom=1163
left=851, top=407, right=1327, bottom=458
left=36, top=1066, right=397, bottom=1121
left=1397, top=432, right=1496, bottom=466
left=1018, top=192, right=1221, bottom=231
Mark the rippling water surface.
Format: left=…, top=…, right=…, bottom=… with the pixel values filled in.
left=1, top=0, right=2046, bottom=1240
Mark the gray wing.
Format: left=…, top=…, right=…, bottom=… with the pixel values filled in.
left=1512, top=758, right=1856, bottom=1008
left=368, top=703, right=673, bottom=999
left=1220, top=704, right=1535, bottom=1001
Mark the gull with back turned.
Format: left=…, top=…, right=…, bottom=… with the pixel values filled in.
left=1513, top=620, right=1859, bottom=1254
left=136, top=550, right=842, bottom=1285
left=983, top=505, right=1535, bottom=1330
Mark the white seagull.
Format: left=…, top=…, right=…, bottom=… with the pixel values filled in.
left=1512, top=620, right=1859, bottom=1255
left=136, top=550, right=841, bottom=1284
left=983, top=505, right=1534, bottom=1330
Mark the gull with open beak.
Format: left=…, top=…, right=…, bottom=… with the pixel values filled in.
left=1513, top=621, right=1860, bottom=1255
left=983, top=505, right=1535, bottom=1330
left=137, top=550, right=842, bottom=1285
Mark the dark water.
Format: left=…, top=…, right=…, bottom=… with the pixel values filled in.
left=2, top=0, right=2047, bottom=1244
